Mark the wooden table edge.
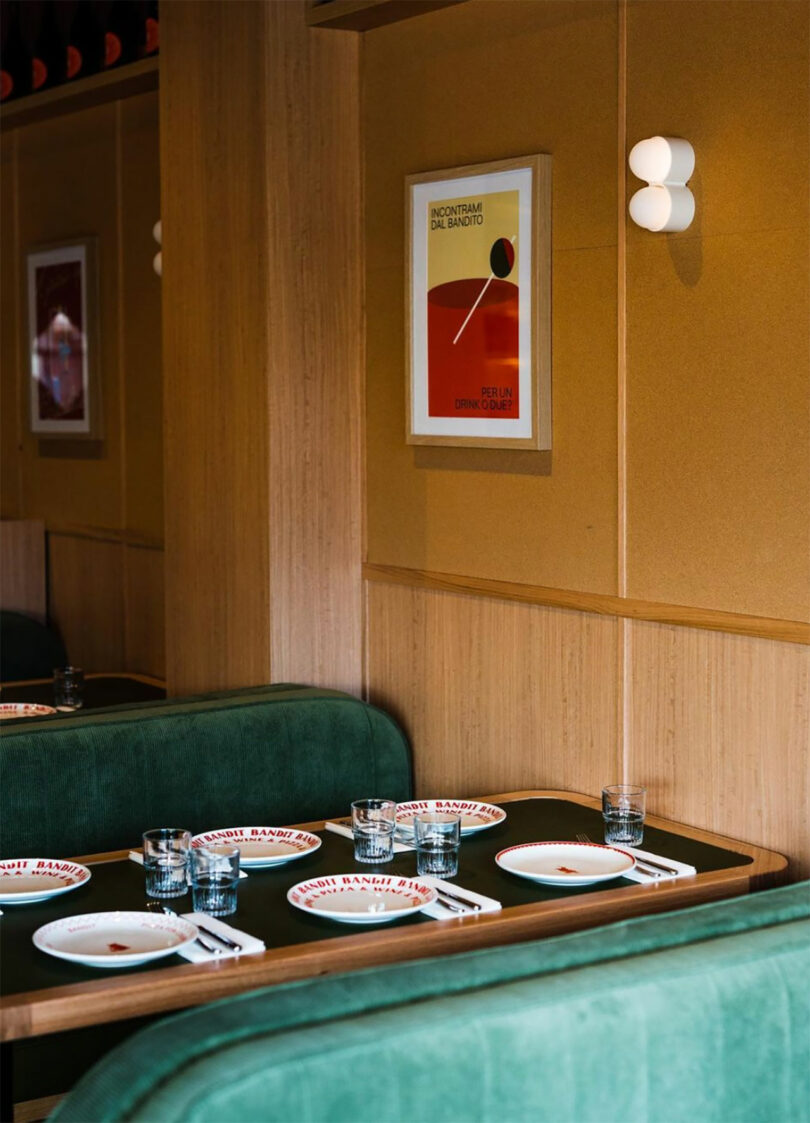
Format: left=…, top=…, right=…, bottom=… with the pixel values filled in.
left=1, top=790, right=788, bottom=1042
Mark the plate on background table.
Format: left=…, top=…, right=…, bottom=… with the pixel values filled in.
left=33, top=911, right=198, bottom=968
left=288, top=873, right=437, bottom=925
left=192, top=827, right=322, bottom=868
left=496, top=841, right=635, bottom=887
left=396, top=799, right=506, bottom=836
left=0, top=858, right=91, bottom=904
left=0, top=703, right=56, bottom=720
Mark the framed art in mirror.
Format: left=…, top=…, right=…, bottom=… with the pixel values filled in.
left=26, top=237, right=102, bottom=439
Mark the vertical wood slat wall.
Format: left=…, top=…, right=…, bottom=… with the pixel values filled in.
left=160, top=0, right=363, bottom=696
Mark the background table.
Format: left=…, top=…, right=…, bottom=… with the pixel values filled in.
left=0, top=673, right=166, bottom=713
left=0, top=791, right=786, bottom=1045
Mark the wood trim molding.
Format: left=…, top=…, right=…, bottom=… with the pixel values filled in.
left=0, top=57, right=159, bottom=133
left=13, top=1094, right=64, bottom=1123
left=46, top=523, right=163, bottom=551
left=306, top=0, right=467, bottom=32
left=363, top=563, right=810, bottom=646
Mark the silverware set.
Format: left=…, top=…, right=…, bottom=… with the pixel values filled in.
left=147, top=901, right=243, bottom=955
left=433, top=885, right=482, bottom=913
left=575, top=833, right=679, bottom=878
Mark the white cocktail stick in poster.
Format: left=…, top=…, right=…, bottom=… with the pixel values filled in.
left=452, top=234, right=516, bottom=345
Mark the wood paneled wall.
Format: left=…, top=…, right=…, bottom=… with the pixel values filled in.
left=0, top=92, right=165, bottom=677
left=47, top=530, right=165, bottom=677
left=367, top=583, right=620, bottom=799
left=160, top=0, right=363, bottom=696
left=362, top=0, right=810, bottom=878
left=0, top=519, right=46, bottom=622
left=160, top=0, right=271, bottom=694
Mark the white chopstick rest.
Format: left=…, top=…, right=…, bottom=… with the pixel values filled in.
left=177, top=913, right=265, bottom=962
left=420, top=877, right=502, bottom=919
left=623, top=847, right=696, bottom=883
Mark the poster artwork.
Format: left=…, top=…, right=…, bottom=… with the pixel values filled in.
left=26, top=239, right=97, bottom=438
left=33, top=260, right=86, bottom=424
left=426, top=189, right=520, bottom=421
left=407, top=155, right=549, bottom=450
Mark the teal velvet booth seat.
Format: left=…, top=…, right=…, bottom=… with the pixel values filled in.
left=0, top=683, right=413, bottom=860
left=51, top=881, right=810, bottom=1123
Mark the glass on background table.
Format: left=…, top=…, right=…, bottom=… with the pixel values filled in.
left=0, top=672, right=166, bottom=714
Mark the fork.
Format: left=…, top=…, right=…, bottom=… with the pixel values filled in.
left=146, top=900, right=223, bottom=954
left=576, top=832, right=666, bottom=879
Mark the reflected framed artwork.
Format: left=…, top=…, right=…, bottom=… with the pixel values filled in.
left=26, top=237, right=101, bottom=438
left=406, top=154, right=551, bottom=449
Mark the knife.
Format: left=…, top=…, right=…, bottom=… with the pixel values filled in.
left=433, top=885, right=482, bottom=911
left=195, top=920, right=243, bottom=952
left=633, top=853, right=681, bottom=876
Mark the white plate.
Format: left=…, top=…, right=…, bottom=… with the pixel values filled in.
left=192, top=827, right=322, bottom=868
left=396, top=799, right=506, bottom=836
left=33, top=911, right=199, bottom=968
left=0, top=859, right=92, bottom=904
left=495, top=841, right=636, bottom=886
left=0, top=703, right=56, bottom=721
left=288, top=873, right=437, bottom=925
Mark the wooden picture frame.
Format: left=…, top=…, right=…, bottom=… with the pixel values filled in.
left=26, top=237, right=101, bottom=438
left=406, top=154, right=551, bottom=449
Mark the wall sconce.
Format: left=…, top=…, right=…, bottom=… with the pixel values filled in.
left=628, top=136, right=695, bottom=232
left=152, top=219, right=162, bottom=277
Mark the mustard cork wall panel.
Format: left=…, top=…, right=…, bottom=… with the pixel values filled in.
left=365, top=0, right=620, bottom=595
left=625, top=0, right=810, bottom=621
left=16, top=105, right=123, bottom=529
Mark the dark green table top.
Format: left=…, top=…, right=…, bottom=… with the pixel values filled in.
left=0, top=797, right=751, bottom=1002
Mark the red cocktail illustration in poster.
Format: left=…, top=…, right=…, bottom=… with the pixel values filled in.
left=428, top=235, right=518, bottom=418
left=425, top=188, right=521, bottom=423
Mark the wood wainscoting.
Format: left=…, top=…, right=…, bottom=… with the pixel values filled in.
left=365, top=572, right=810, bottom=880
left=47, top=527, right=164, bottom=679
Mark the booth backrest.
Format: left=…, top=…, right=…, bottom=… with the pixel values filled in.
left=0, top=609, right=68, bottom=682
left=51, top=880, right=810, bottom=1123
left=0, top=684, right=412, bottom=859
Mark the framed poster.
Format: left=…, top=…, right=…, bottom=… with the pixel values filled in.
left=26, top=238, right=100, bottom=438
left=406, top=154, right=551, bottom=449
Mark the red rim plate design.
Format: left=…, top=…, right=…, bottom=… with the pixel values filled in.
left=0, top=858, right=92, bottom=904
left=33, top=911, right=198, bottom=967
left=0, top=703, right=56, bottom=720
left=396, top=799, right=506, bottom=835
left=288, top=873, right=437, bottom=924
left=192, top=827, right=322, bottom=867
left=495, top=841, right=636, bottom=887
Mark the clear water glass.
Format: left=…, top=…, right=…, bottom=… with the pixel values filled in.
left=414, top=811, right=461, bottom=878
left=351, top=798, right=396, bottom=864
left=190, top=845, right=240, bottom=916
left=142, top=828, right=191, bottom=898
left=53, top=666, right=85, bottom=711
left=602, top=785, right=646, bottom=847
